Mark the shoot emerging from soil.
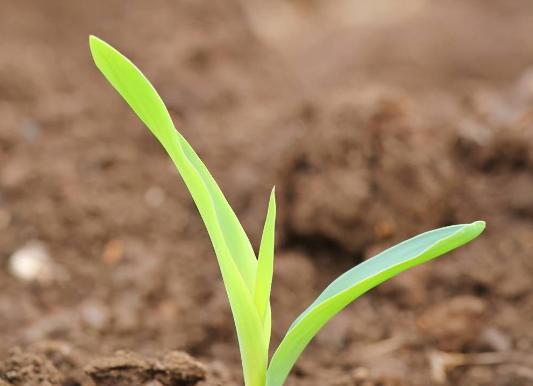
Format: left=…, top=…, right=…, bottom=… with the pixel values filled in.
left=89, top=36, right=485, bottom=386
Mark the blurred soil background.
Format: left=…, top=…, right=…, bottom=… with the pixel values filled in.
left=1, top=1, right=533, bottom=385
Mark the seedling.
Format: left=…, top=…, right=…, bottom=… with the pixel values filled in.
left=89, top=36, right=485, bottom=386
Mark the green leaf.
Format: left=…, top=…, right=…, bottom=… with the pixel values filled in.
left=254, top=187, right=276, bottom=348
left=266, top=221, right=485, bottom=386
left=89, top=35, right=266, bottom=386
left=88, top=36, right=258, bottom=292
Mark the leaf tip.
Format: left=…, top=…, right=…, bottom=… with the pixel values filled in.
left=89, top=35, right=104, bottom=54
left=474, top=220, right=486, bottom=227
left=472, top=220, right=486, bottom=230
left=269, top=187, right=276, bottom=210
left=89, top=35, right=112, bottom=68
left=466, top=220, right=486, bottom=239
left=89, top=36, right=120, bottom=68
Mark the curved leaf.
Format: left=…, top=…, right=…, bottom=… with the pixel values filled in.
left=89, top=36, right=258, bottom=292
left=89, top=36, right=266, bottom=386
left=266, top=221, right=485, bottom=386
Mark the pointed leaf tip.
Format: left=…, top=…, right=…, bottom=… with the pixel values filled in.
left=473, top=220, right=486, bottom=231
left=89, top=35, right=106, bottom=55
left=266, top=220, right=485, bottom=386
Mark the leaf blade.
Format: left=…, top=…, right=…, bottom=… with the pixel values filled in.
left=254, top=188, right=276, bottom=348
left=266, top=221, right=485, bottom=386
left=89, top=36, right=266, bottom=386
left=89, top=35, right=258, bottom=292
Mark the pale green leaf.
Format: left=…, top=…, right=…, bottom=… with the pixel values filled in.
left=89, top=35, right=266, bottom=386
left=88, top=36, right=257, bottom=292
left=266, top=221, right=485, bottom=386
left=254, top=188, right=276, bottom=348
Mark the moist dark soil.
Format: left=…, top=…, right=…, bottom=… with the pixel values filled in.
left=1, top=1, right=533, bottom=385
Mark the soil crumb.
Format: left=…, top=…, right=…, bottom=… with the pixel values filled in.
left=0, top=347, right=63, bottom=386
left=85, top=350, right=206, bottom=386
left=282, top=90, right=455, bottom=253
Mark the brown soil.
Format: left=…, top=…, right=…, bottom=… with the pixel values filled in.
left=1, top=1, right=533, bottom=385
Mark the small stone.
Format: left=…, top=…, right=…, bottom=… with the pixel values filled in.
left=8, top=241, right=58, bottom=284
left=481, top=327, right=512, bottom=351
left=352, top=366, right=370, bottom=380
left=80, top=301, right=110, bottom=331
left=145, top=186, right=166, bottom=208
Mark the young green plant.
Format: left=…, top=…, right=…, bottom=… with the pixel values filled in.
left=89, top=36, right=485, bottom=386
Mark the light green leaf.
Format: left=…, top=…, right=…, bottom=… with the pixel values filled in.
left=254, top=187, right=276, bottom=348
left=89, top=36, right=266, bottom=386
left=88, top=36, right=257, bottom=292
left=266, top=221, right=485, bottom=386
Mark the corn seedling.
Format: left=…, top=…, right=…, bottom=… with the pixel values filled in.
left=89, top=36, right=485, bottom=386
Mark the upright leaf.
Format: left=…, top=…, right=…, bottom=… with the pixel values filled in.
left=266, top=221, right=485, bottom=386
left=88, top=36, right=258, bottom=292
left=89, top=36, right=266, bottom=386
left=254, top=188, right=276, bottom=348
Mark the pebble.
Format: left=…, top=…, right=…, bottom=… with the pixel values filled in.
left=144, top=186, right=166, bottom=208
left=80, top=301, right=110, bottom=331
left=481, top=327, right=512, bottom=352
left=352, top=366, right=370, bottom=380
left=8, top=241, right=63, bottom=284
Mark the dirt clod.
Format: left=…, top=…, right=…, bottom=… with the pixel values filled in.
left=85, top=351, right=206, bottom=386
left=0, top=347, right=63, bottom=386
left=417, top=296, right=488, bottom=351
left=282, top=91, right=456, bottom=253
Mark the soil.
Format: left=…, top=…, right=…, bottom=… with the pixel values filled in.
left=1, top=1, right=533, bottom=385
